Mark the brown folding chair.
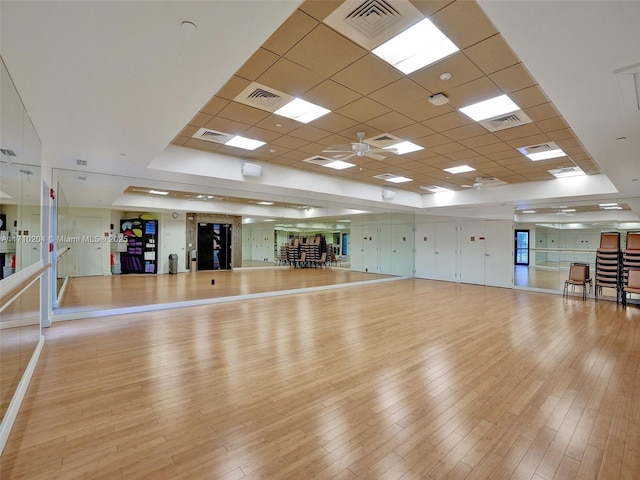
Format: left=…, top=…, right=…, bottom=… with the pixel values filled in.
left=623, top=268, right=640, bottom=308
left=563, top=262, right=589, bottom=300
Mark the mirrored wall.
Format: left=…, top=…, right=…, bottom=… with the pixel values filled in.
left=0, top=58, right=43, bottom=426
left=52, top=168, right=416, bottom=315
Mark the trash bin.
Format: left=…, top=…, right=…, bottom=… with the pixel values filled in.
left=169, top=253, right=178, bottom=274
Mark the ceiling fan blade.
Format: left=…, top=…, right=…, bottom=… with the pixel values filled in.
left=364, top=152, right=387, bottom=161
left=329, top=153, right=355, bottom=160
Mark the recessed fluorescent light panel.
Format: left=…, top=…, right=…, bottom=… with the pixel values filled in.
left=372, top=18, right=459, bottom=74
left=521, top=210, right=537, bottom=214
left=420, top=185, right=452, bottom=193
left=443, top=165, right=476, bottom=174
left=225, top=135, right=266, bottom=151
left=560, top=209, right=577, bottom=213
left=459, top=94, right=520, bottom=122
left=385, top=141, right=423, bottom=155
left=599, top=203, right=619, bottom=207
left=274, top=98, right=330, bottom=124
left=148, top=190, right=169, bottom=195
left=547, top=166, right=585, bottom=178
left=525, top=149, right=567, bottom=161
left=374, top=173, right=412, bottom=183
left=603, top=206, right=623, bottom=210
left=256, top=201, right=274, bottom=205
left=325, top=160, right=355, bottom=170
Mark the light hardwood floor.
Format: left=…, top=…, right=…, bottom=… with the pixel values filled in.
left=3, top=278, right=640, bottom=479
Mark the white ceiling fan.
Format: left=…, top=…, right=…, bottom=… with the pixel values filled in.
left=323, top=131, right=397, bottom=161
left=461, top=177, right=506, bottom=190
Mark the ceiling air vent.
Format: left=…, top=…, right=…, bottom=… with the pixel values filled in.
left=192, top=128, right=234, bottom=144
left=76, top=159, right=87, bottom=166
left=478, top=110, right=532, bottom=132
left=303, top=155, right=333, bottom=167
left=0, top=149, right=16, bottom=157
left=518, top=141, right=561, bottom=156
left=234, top=82, right=293, bottom=113
left=364, top=133, right=404, bottom=148
left=323, top=0, right=422, bottom=50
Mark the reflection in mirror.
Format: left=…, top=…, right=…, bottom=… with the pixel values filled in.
left=51, top=168, right=415, bottom=316
left=514, top=198, right=640, bottom=299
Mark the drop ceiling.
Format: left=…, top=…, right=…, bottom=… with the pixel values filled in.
left=1, top=0, right=639, bottom=222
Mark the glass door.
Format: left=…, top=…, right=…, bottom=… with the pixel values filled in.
left=515, top=229, right=529, bottom=265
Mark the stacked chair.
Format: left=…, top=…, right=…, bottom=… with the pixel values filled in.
left=595, top=232, right=622, bottom=302
left=622, top=231, right=640, bottom=307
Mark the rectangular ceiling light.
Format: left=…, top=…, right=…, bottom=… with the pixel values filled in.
left=459, top=94, right=520, bottom=122
left=385, top=175, right=412, bottom=183
left=603, top=206, right=623, bottom=210
left=225, top=135, right=266, bottom=151
left=524, top=149, right=566, bottom=161
left=372, top=18, right=459, bottom=74
left=420, top=185, right=452, bottom=193
left=385, top=141, right=423, bottom=155
left=256, top=201, right=274, bottom=205
left=443, top=165, right=476, bottom=174
left=560, top=208, right=577, bottom=213
left=521, top=210, right=536, bottom=213
left=148, top=189, right=169, bottom=195
left=274, top=98, right=330, bottom=124
left=547, top=166, right=585, bottom=178
left=599, top=203, right=619, bottom=207
left=324, top=160, right=355, bottom=170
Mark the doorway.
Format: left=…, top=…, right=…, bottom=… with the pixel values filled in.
left=197, top=223, right=232, bottom=270
left=515, top=229, right=530, bottom=266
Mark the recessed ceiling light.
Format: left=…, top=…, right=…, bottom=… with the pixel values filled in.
left=148, top=190, right=169, bottom=195
left=269, top=149, right=276, bottom=153
left=440, top=72, right=452, bottom=81
left=599, top=203, right=619, bottom=207
left=524, top=149, right=567, bottom=161
left=443, top=165, right=476, bottom=174
left=274, top=98, right=330, bottom=124
left=560, top=209, right=577, bottom=213
left=385, top=141, right=423, bottom=155
left=459, top=94, right=520, bottom=122
left=521, top=210, right=536, bottom=214
left=324, top=160, right=355, bottom=170
left=225, top=135, right=266, bottom=151
left=372, top=18, right=459, bottom=74
left=256, top=201, right=274, bottom=205
left=420, top=185, right=452, bottom=193
left=603, top=206, right=623, bottom=210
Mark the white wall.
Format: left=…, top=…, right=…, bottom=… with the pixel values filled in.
left=157, top=211, right=187, bottom=273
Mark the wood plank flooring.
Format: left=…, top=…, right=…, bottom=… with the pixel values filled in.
left=3, top=278, right=640, bottom=479
left=58, top=267, right=385, bottom=312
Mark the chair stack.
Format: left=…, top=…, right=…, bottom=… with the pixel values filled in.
left=622, top=231, right=640, bottom=307
left=595, top=232, right=622, bottom=302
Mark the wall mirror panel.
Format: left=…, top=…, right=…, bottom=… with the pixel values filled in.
left=52, top=168, right=415, bottom=315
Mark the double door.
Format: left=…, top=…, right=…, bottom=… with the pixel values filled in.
left=197, top=223, right=232, bottom=270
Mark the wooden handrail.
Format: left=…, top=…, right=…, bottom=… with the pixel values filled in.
left=0, top=264, right=51, bottom=312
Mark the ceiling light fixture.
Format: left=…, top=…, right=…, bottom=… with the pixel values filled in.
left=547, top=166, right=585, bottom=178
left=372, top=18, right=459, bottom=74
left=428, top=93, right=449, bottom=106
left=521, top=210, right=536, bottom=214
left=420, top=185, right=452, bottom=193
left=599, top=203, right=619, bottom=207
left=384, top=141, right=423, bottom=155
left=525, top=149, right=567, bottom=161
left=459, top=94, right=520, bottom=121
left=324, top=160, right=356, bottom=170
left=274, top=98, right=330, bottom=124
left=256, top=201, right=274, bottom=205
left=603, top=206, right=623, bottom=210
left=148, top=190, right=169, bottom=195
left=443, top=165, right=476, bottom=174
left=226, top=136, right=265, bottom=151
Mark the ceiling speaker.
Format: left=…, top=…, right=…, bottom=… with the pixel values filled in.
left=241, top=162, right=262, bottom=177
left=381, top=189, right=395, bottom=201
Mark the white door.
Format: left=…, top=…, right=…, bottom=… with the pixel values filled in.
left=484, top=220, right=514, bottom=288
left=391, top=222, right=414, bottom=276
left=460, top=221, right=486, bottom=285
left=350, top=225, right=364, bottom=272
left=378, top=223, right=391, bottom=274
left=434, top=222, right=458, bottom=282
left=415, top=223, right=436, bottom=279
left=73, top=216, right=104, bottom=276
left=362, top=223, right=377, bottom=274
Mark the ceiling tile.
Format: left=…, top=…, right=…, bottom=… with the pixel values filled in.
left=235, top=48, right=280, bottom=81
left=409, top=52, right=484, bottom=92
left=459, top=133, right=503, bottom=149
left=257, top=58, right=324, bottom=97
left=442, top=123, right=487, bottom=141
left=547, top=128, right=576, bottom=142
left=316, top=133, right=354, bottom=147
left=509, top=85, right=550, bottom=110
left=289, top=125, right=332, bottom=142
left=489, top=63, right=536, bottom=93
left=446, top=76, right=503, bottom=109
left=463, top=34, right=519, bottom=75
left=390, top=123, right=436, bottom=140
left=218, top=102, right=271, bottom=125
left=494, top=123, right=543, bottom=142
left=431, top=0, right=498, bottom=50
left=312, top=112, right=359, bottom=133
left=298, top=142, right=328, bottom=155
left=184, top=138, right=222, bottom=153
left=369, top=78, right=431, bottom=110
left=215, top=76, right=252, bottom=101
left=444, top=148, right=481, bottom=161
left=472, top=140, right=513, bottom=154
left=281, top=149, right=312, bottom=161
left=203, top=116, right=251, bottom=135
left=262, top=9, right=318, bottom=56
left=271, top=135, right=309, bottom=150
left=270, top=156, right=299, bottom=167
left=336, top=97, right=391, bottom=123
left=536, top=117, right=570, bottom=133
left=189, top=112, right=214, bottom=128
left=419, top=133, right=454, bottom=148
left=397, top=100, right=455, bottom=122
left=299, top=0, right=343, bottom=20
left=366, top=111, right=415, bottom=132
left=178, top=125, right=199, bottom=137
left=171, top=135, right=189, bottom=146
left=331, top=54, right=403, bottom=96
left=285, top=24, right=367, bottom=77
left=485, top=150, right=523, bottom=161
left=506, top=133, right=551, bottom=149
left=241, top=126, right=283, bottom=143
left=200, top=96, right=229, bottom=116
left=423, top=110, right=473, bottom=131
left=410, top=0, right=456, bottom=17
left=431, top=142, right=468, bottom=155
left=523, top=102, right=560, bottom=122
left=304, top=80, right=361, bottom=111
left=254, top=114, right=300, bottom=134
